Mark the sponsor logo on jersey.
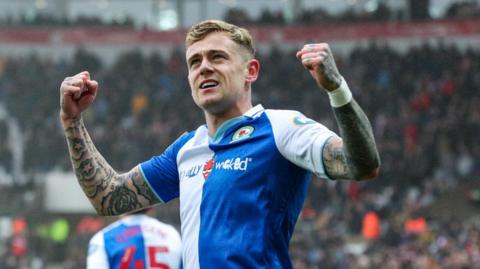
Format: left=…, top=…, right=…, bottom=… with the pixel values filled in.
left=293, top=115, right=315, bottom=126
left=215, top=157, right=252, bottom=171
left=203, top=159, right=214, bottom=179
left=179, top=164, right=202, bottom=179
left=232, top=126, right=254, bottom=142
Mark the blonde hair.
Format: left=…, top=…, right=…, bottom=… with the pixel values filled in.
left=185, top=20, right=255, bottom=58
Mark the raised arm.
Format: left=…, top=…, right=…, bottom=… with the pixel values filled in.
left=296, top=44, right=380, bottom=180
left=60, top=71, right=159, bottom=215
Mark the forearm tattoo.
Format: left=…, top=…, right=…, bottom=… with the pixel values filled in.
left=324, top=99, right=380, bottom=180
left=63, top=117, right=159, bottom=215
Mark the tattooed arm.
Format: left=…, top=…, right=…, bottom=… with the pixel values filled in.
left=296, top=43, right=380, bottom=180
left=62, top=117, right=159, bottom=215
left=60, top=71, right=159, bottom=216
left=323, top=100, right=380, bottom=180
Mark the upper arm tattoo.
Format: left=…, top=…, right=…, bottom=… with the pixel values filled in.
left=101, top=183, right=143, bottom=215
left=100, top=167, right=160, bottom=215
left=323, top=136, right=351, bottom=179
left=132, top=171, right=160, bottom=204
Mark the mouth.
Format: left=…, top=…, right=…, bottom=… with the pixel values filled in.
left=199, top=80, right=219, bottom=91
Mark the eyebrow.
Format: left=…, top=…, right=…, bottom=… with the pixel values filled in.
left=187, top=49, right=227, bottom=64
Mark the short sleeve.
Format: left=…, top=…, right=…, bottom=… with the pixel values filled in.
left=265, top=110, right=337, bottom=179
left=139, top=132, right=195, bottom=203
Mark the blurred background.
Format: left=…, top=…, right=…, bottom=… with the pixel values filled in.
left=0, top=0, right=480, bottom=268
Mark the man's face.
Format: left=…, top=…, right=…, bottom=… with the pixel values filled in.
left=186, top=32, right=253, bottom=114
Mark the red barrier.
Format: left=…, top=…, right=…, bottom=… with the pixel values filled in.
left=0, top=19, right=479, bottom=45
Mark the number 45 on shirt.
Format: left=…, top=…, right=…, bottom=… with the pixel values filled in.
left=119, top=246, right=171, bottom=269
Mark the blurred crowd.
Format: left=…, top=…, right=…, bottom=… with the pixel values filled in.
left=0, top=15, right=135, bottom=28
left=0, top=39, right=480, bottom=268
left=225, top=1, right=480, bottom=25
left=1, top=1, right=479, bottom=29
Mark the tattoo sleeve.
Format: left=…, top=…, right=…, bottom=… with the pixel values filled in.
left=323, top=99, right=380, bottom=180
left=63, top=117, right=160, bottom=215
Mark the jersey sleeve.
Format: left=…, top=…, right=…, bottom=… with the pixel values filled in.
left=86, top=232, right=109, bottom=269
left=139, top=132, right=194, bottom=203
left=265, top=109, right=337, bottom=179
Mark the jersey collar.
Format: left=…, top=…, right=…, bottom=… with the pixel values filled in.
left=244, top=104, right=264, bottom=119
left=209, top=104, right=264, bottom=143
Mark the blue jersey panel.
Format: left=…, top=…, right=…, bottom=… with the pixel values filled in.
left=198, top=113, right=310, bottom=269
left=140, top=131, right=195, bottom=202
left=104, top=224, right=146, bottom=269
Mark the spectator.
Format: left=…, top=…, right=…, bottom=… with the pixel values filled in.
left=87, top=209, right=181, bottom=269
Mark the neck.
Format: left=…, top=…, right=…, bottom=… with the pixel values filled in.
left=205, top=103, right=252, bottom=137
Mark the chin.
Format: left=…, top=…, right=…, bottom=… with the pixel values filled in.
left=201, top=99, right=230, bottom=115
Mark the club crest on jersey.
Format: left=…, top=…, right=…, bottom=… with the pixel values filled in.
left=232, top=126, right=254, bottom=142
left=293, top=115, right=315, bottom=126
left=202, top=159, right=214, bottom=180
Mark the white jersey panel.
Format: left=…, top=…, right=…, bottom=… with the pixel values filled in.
left=176, top=125, right=213, bottom=269
left=265, top=109, right=337, bottom=179
left=87, top=232, right=109, bottom=269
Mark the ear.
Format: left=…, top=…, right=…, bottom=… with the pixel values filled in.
left=245, top=59, right=260, bottom=83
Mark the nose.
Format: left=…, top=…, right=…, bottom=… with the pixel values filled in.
left=199, top=59, right=214, bottom=75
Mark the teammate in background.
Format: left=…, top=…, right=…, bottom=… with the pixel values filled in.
left=59, top=20, right=380, bottom=268
left=86, top=208, right=181, bottom=269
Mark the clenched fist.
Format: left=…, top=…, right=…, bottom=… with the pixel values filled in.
left=59, top=71, right=98, bottom=121
left=296, top=43, right=342, bottom=92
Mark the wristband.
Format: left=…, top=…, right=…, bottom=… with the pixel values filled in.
left=327, top=77, right=352, bottom=108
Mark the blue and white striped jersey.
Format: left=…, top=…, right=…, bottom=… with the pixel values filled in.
left=87, top=214, right=182, bottom=269
left=140, top=104, right=336, bottom=269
